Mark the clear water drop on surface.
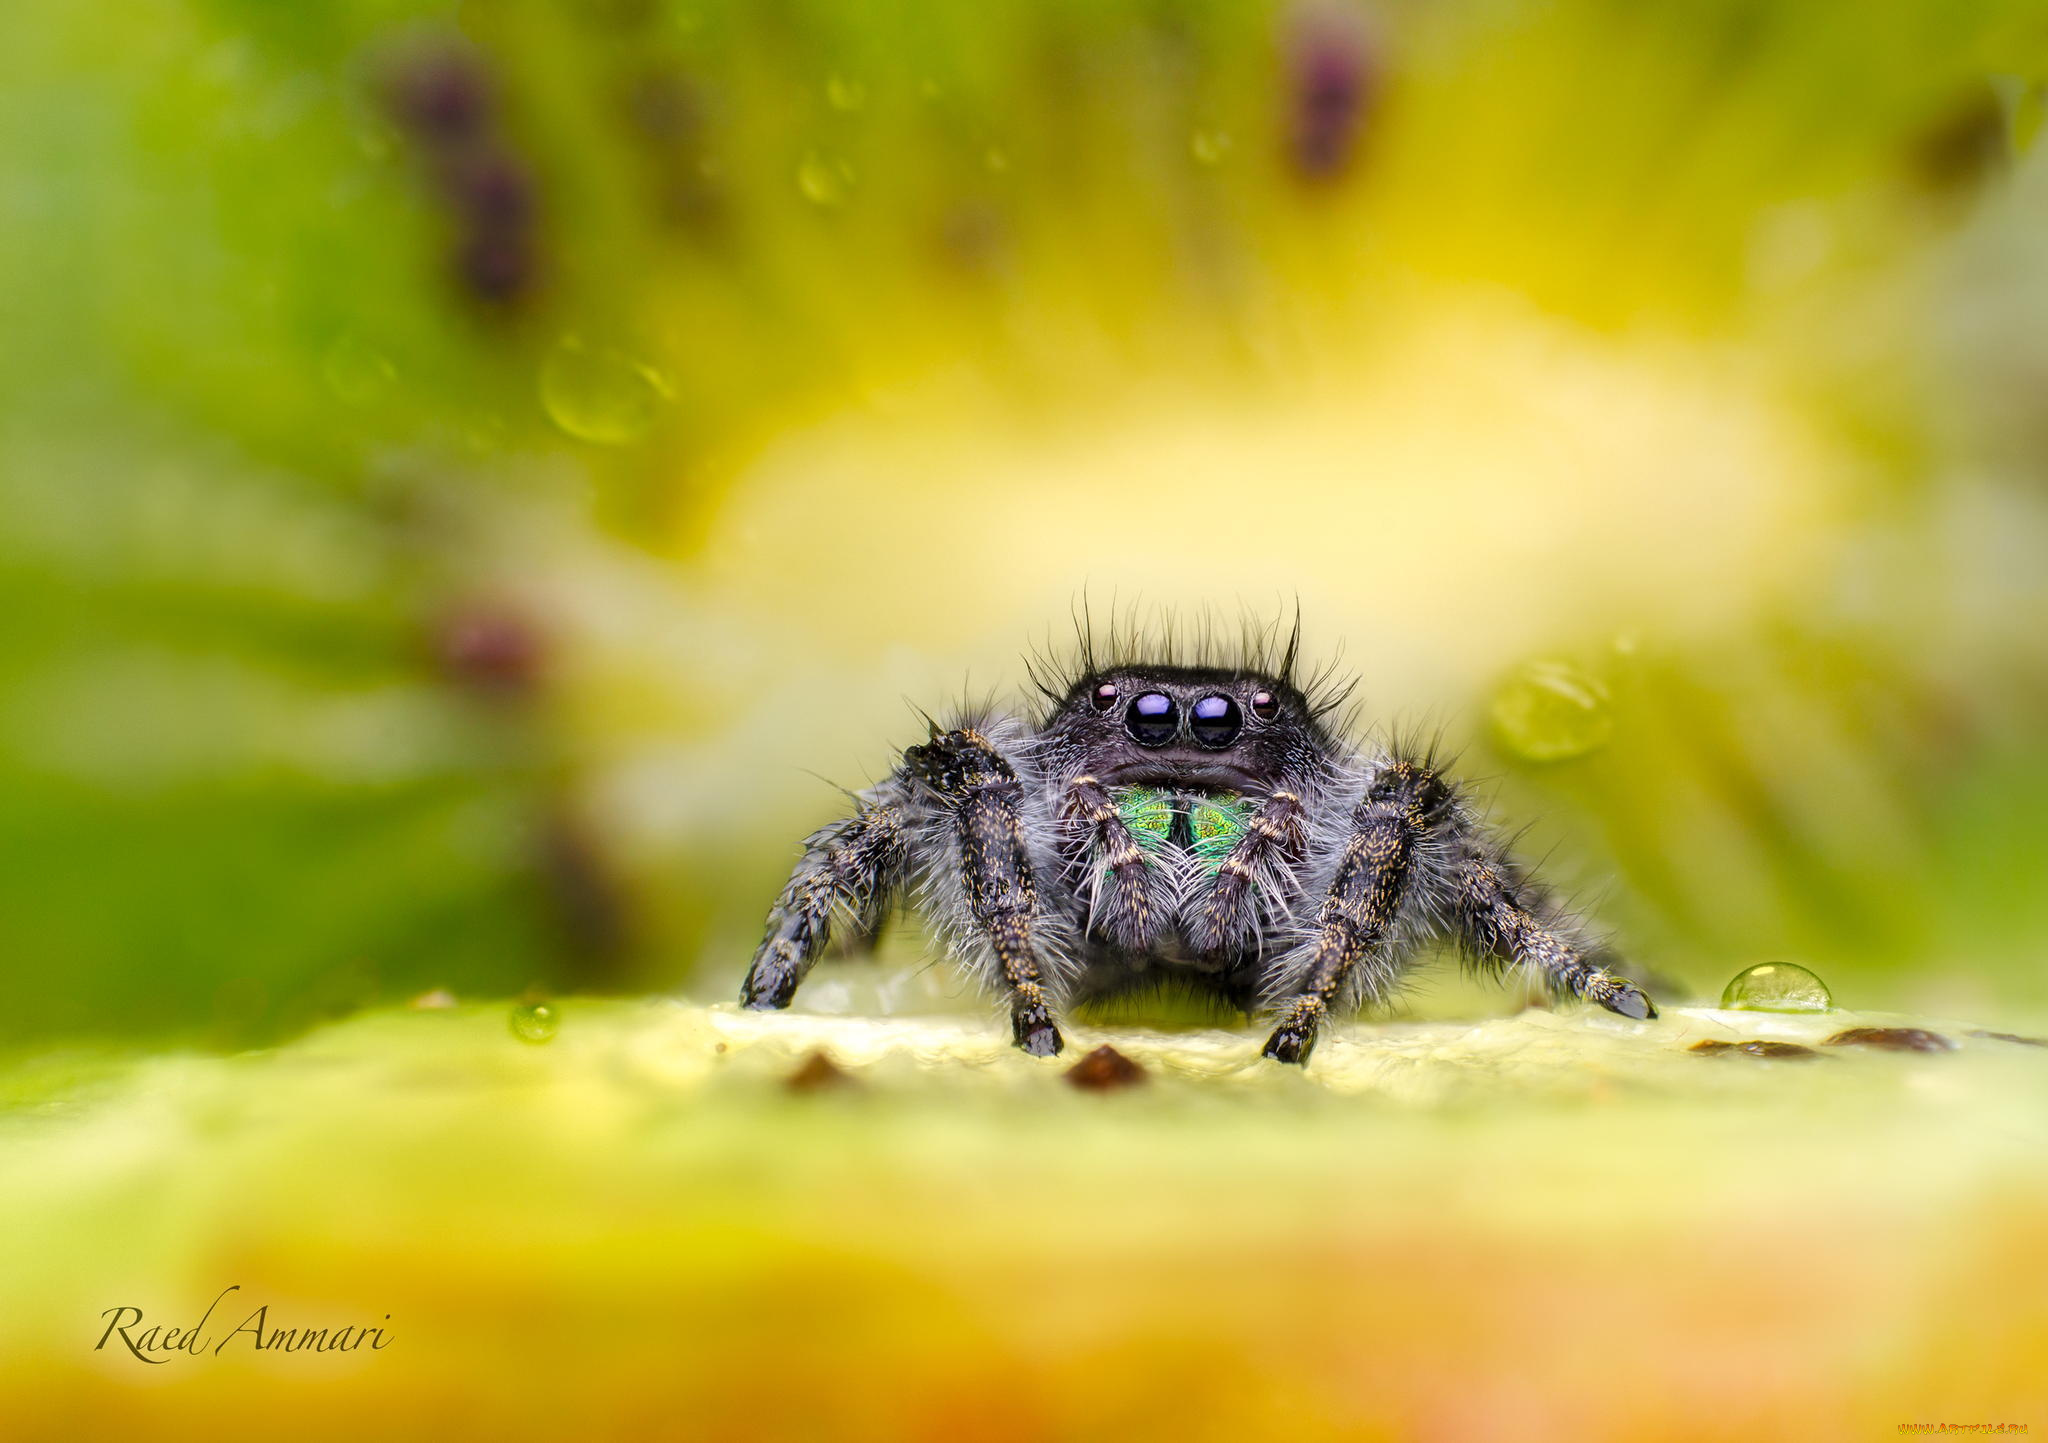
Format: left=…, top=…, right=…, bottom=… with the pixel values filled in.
left=509, top=999, right=559, bottom=1043
left=539, top=338, right=668, bottom=444
left=825, top=73, right=866, bottom=112
left=1490, top=661, right=1614, bottom=762
left=796, top=150, right=854, bottom=206
left=1190, top=130, right=1232, bottom=165
left=1720, top=961, right=1833, bottom=1013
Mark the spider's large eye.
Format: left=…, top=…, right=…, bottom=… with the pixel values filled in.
left=1124, top=692, right=1178, bottom=747
left=1190, top=695, right=1242, bottom=748
left=1091, top=681, right=1119, bottom=711
left=1250, top=690, right=1280, bottom=721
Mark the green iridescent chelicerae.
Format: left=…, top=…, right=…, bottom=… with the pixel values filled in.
left=1110, top=786, right=1255, bottom=875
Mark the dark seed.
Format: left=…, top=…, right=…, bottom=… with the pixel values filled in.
left=385, top=47, right=493, bottom=145
left=534, top=809, right=630, bottom=982
left=455, top=229, right=534, bottom=304
left=1968, top=1029, right=2048, bottom=1049
left=435, top=602, right=543, bottom=697
left=1909, top=85, right=2007, bottom=196
left=1824, top=1027, right=1956, bottom=1053
left=1065, top=1044, right=1147, bottom=1091
left=1688, top=1039, right=1822, bottom=1060
left=444, top=151, right=535, bottom=226
left=785, top=1050, right=857, bottom=1092
left=1286, top=4, right=1380, bottom=182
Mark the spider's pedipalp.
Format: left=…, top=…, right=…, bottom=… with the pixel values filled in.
left=1056, top=772, right=1169, bottom=952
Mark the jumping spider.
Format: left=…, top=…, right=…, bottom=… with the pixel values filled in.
left=742, top=627, right=1655, bottom=1065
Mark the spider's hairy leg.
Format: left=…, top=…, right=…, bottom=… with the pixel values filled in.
left=740, top=785, right=908, bottom=1011
left=1058, top=774, right=1166, bottom=950
left=1451, top=844, right=1656, bottom=1022
left=905, top=727, right=1068, bottom=1057
left=1186, top=784, right=1309, bottom=956
left=1260, top=761, right=1447, bottom=1066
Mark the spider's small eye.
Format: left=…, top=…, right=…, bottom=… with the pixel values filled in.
left=1190, top=695, right=1242, bottom=748
left=1250, top=690, right=1280, bottom=721
left=1091, top=681, right=1120, bottom=711
left=1124, top=692, right=1178, bottom=747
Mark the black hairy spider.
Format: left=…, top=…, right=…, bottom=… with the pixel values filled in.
left=741, top=622, right=1655, bottom=1065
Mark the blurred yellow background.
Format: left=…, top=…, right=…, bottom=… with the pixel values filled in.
left=3, top=0, right=2047, bottom=1035
left=7, top=3, right=2048, bottom=1439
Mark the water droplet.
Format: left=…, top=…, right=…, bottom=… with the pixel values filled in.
left=321, top=335, right=396, bottom=405
left=795, top=150, right=854, bottom=206
left=1490, top=661, right=1613, bottom=762
left=1720, top=962, right=1833, bottom=1014
left=982, top=145, right=1010, bottom=174
left=509, top=999, right=559, bottom=1043
left=825, top=73, right=866, bottom=112
left=1190, top=130, right=1232, bottom=165
left=539, top=338, right=669, bottom=445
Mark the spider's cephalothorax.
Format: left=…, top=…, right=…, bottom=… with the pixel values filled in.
left=741, top=629, right=1655, bottom=1065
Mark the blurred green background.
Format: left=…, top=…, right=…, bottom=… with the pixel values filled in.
left=4, top=0, right=2048, bottom=1050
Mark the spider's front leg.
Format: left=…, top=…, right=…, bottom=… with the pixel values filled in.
left=1259, top=761, right=1446, bottom=1065
left=905, top=726, right=1068, bottom=1057
left=741, top=782, right=909, bottom=1010
left=1259, top=758, right=1658, bottom=1065
left=1451, top=844, right=1656, bottom=1022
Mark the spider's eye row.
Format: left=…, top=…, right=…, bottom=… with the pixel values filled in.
left=1091, top=681, right=1120, bottom=711
left=1124, top=692, right=1178, bottom=747
left=1189, top=695, right=1242, bottom=748
left=1250, top=690, right=1280, bottom=721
